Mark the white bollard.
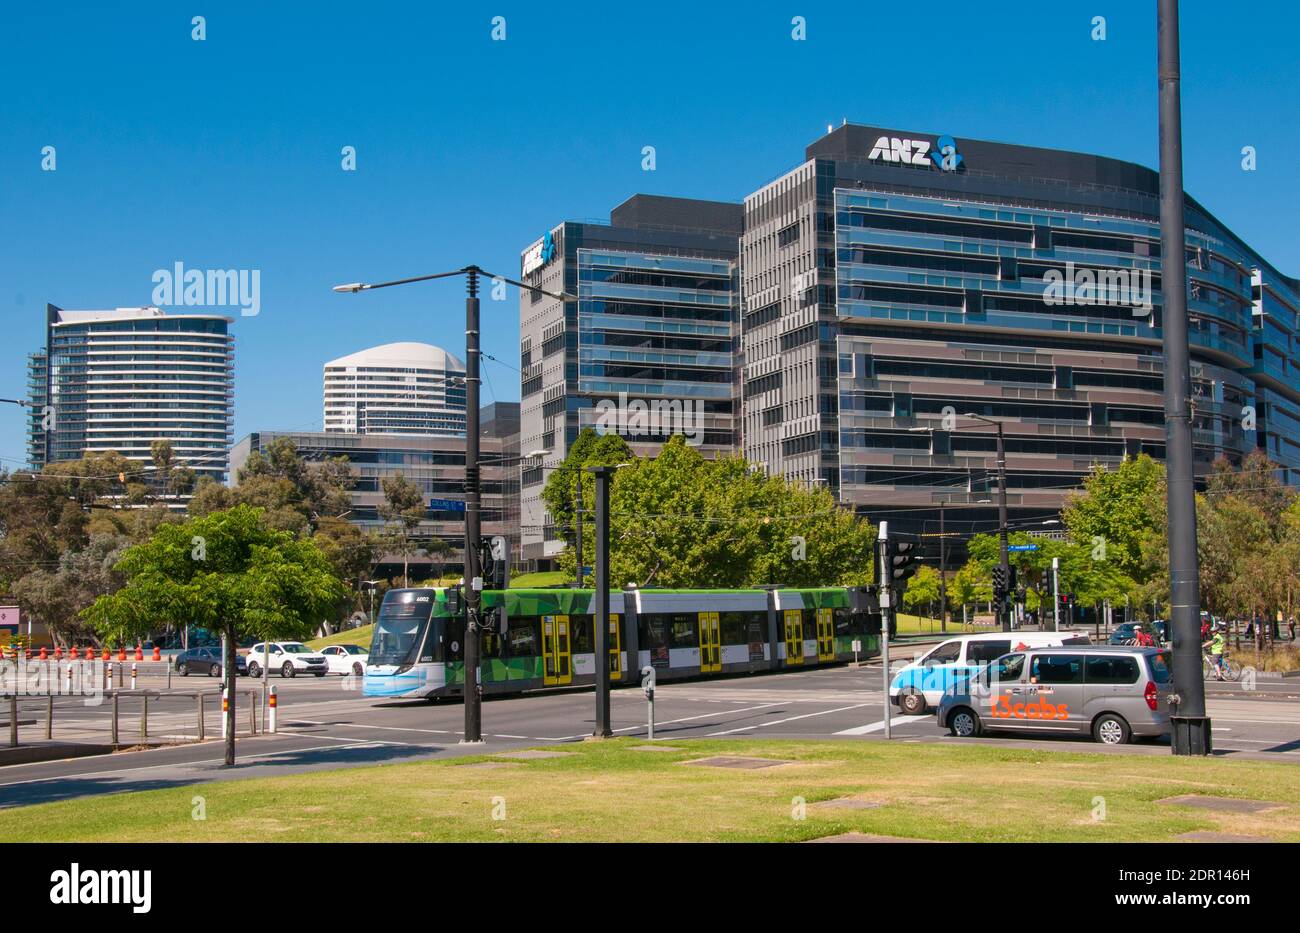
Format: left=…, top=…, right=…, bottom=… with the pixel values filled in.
left=221, top=686, right=230, bottom=739
left=268, top=684, right=278, bottom=734
left=130, top=663, right=137, bottom=690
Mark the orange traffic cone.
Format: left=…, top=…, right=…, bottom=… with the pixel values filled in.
left=151, top=646, right=161, bottom=662
left=135, top=644, right=144, bottom=661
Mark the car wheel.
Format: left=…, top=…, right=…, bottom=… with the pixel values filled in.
left=248, top=662, right=261, bottom=679
left=1093, top=713, right=1131, bottom=745
left=177, top=662, right=188, bottom=676
left=949, top=707, right=982, bottom=738
left=314, top=671, right=326, bottom=677
left=210, top=663, right=221, bottom=677
left=281, top=662, right=296, bottom=678
left=899, top=689, right=927, bottom=716
left=352, top=662, right=364, bottom=676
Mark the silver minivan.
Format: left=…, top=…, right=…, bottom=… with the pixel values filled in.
left=937, top=645, right=1174, bottom=744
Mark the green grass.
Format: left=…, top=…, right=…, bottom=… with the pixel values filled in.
left=3, top=738, right=1297, bottom=843
left=894, top=613, right=981, bottom=636
left=508, top=570, right=571, bottom=588
left=307, top=624, right=373, bottom=650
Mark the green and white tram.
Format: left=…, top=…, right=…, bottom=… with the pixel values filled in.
left=363, top=586, right=882, bottom=699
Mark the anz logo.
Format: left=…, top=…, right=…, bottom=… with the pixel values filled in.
left=868, top=134, right=964, bottom=172
left=540, top=231, right=556, bottom=263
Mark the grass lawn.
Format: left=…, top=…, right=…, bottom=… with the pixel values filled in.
left=894, top=613, right=981, bottom=636
left=307, top=624, right=373, bottom=650
left=3, top=738, right=1297, bottom=843
left=508, top=570, right=570, bottom=588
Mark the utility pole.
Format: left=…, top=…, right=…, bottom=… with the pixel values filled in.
left=877, top=522, right=891, bottom=740
left=994, top=422, right=1011, bottom=632
left=462, top=268, right=484, bottom=744
left=590, top=466, right=614, bottom=738
left=1158, top=0, right=1210, bottom=755
left=938, top=500, right=948, bottom=634
left=334, top=264, right=576, bottom=746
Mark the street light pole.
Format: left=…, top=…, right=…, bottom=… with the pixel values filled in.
left=574, top=483, right=584, bottom=588
left=463, top=268, right=484, bottom=743
left=1158, top=0, right=1210, bottom=755
left=334, top=265, right=576, bottom=747
left=994, top=422, right=1011, bottom=632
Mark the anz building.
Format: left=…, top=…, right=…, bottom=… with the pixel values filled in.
left=741, top=124, right=1300, bottom=538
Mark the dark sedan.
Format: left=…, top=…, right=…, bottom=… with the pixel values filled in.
left=1108, top=621, right=1167, bottom=645
left=174, top=646, right=246, bottom=677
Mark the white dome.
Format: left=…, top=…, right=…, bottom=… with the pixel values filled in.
left=325, top=342, right=465, bottom=372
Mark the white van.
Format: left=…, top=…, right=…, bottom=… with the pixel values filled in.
left=890, top=631, right=1091, bottom=715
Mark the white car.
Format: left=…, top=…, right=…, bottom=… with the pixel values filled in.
left=319, top=644, right=369, bottom=676
left=246, top=642, right=329, bottom=678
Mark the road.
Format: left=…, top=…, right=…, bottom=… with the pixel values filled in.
left=1, top=659, right=1297, bottom=810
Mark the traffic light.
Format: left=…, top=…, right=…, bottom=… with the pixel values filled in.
left=886, top=539, right=921, bottom=587
left=445, top=583, right=464, bottom=617
left=992, top=565, right=1007, bottom=598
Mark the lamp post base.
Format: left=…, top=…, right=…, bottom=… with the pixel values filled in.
left=1170, top=716, right=1213, bottom=756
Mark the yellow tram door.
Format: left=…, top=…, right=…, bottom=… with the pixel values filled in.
left=542, top=614, right=572, bottom=686
left=816, top=608, right=835, bottom=662
left=609, top=613, right=623, bottom=681
left=698, top=611, right=721, bottom=673
left=784, top=609, right=804, bottom=666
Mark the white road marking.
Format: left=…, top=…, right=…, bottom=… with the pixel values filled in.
left=707, top=703, right=876, bottom=736
left=538, top=702, right=785, bottom=741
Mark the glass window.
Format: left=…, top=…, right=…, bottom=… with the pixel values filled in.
left=984, top=653, right=1025, bottom=685
left=1031, top=654, right=1083, bottom=684
left=1149, top=651, right=1173, bottom=684
left=507, top=621, right=538, bottom=657
left=924, top=641, right=962, bottom=665
left=668, top=613, right=698, bottom=649
left=967, top=640, right=1011, bottom=664
left=1085, top=655, right=1139, bottom=684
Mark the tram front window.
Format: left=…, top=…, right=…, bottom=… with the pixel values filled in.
left=369, top=595, right=434, bottom=669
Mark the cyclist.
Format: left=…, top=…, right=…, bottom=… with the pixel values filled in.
left=1134, top=623, right=1156, bottom=648
left=1202, top=623, right=1228, bottom=681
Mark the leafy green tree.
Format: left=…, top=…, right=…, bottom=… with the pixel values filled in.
left=1061, top=454, right=1164, bottom=585
left=902, top=564, right=942, bottom=619
left=378, top=472, right=426, bottom=587
left=83, top=504, right=346, bottom=765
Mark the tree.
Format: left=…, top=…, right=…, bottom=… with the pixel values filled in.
left=378, top=472, right=426, bottom=587
left=192, top=437, right=353, bottom=536
left=1061, top=454, right=1164, bottom=586
left=83, top=504, right=346, bottom=765
left=902, top=564, right=942, bottom=619
left=554, top=436, right=874, bottom=588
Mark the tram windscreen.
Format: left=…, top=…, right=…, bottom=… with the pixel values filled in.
left=369, top=593, right=435, bottom=667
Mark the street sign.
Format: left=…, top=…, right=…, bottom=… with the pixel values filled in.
left=1007, top=544, right=1039, bottom=552
left=428, top=498, right=467, bottom=513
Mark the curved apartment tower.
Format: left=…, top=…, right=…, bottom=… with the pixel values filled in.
left=27, top=305, right=234, bottom=481
left=323, top=342, right=467, bottom=437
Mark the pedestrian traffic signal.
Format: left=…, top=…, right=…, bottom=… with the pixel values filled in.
left=992, top=565, right=1007, bottom=598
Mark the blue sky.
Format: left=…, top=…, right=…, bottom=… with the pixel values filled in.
left=2, top=1, right=1297, bottom=467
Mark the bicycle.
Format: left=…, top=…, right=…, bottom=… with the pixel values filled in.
left=1202, top=651, right=1239, bottom=682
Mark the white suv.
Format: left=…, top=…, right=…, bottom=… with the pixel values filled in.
left=320, top=644, right=369, bottom=676
left=247, top=642, right=329, bottom=678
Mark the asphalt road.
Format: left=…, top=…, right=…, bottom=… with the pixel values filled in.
left=1, top=662, right=1297, bottom=810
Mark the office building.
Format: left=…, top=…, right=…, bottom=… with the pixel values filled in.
left=517, top=194, right=742, bottom=564
left=231, top=402, right=520, bottom=576
left=27, top=305, right=234, bottom=482
left=740, top=124, right=1300, bottom=540
left=323, top=341, right=467, bottom=437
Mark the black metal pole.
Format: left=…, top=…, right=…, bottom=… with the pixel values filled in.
left=591, top=465, right=613, bottom=737
left=938, top=501, right=948, bottom=634
left=1158, top=0, right=1210, bottom=755
left=574, top=483, right=584, bottom=588
left=463, top=267, right=484, bottom=744
left=996, top=424, right=1011, bottom=632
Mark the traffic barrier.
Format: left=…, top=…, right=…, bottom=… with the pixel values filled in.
left=117, top=645, right=127, bottom=661
left=101, top=646, right=110, bottom=661
left=135, top=644, right=144, bottom=661
left=84, top=647, right=94, bottom=660
left=53, top=646, right=62, bottom=661
left=39, top=647, right=48, bottom=661
left=151, top=646, right=161, bottom=662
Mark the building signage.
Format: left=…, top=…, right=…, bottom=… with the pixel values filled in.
left=522, top=228, right=560, bottom=276
left=868, top=134, right=964, bottom=172
left=428, top=498, right=467, bottom=513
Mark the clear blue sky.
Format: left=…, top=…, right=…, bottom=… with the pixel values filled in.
left=2, top=1, right=1297, bottom=467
